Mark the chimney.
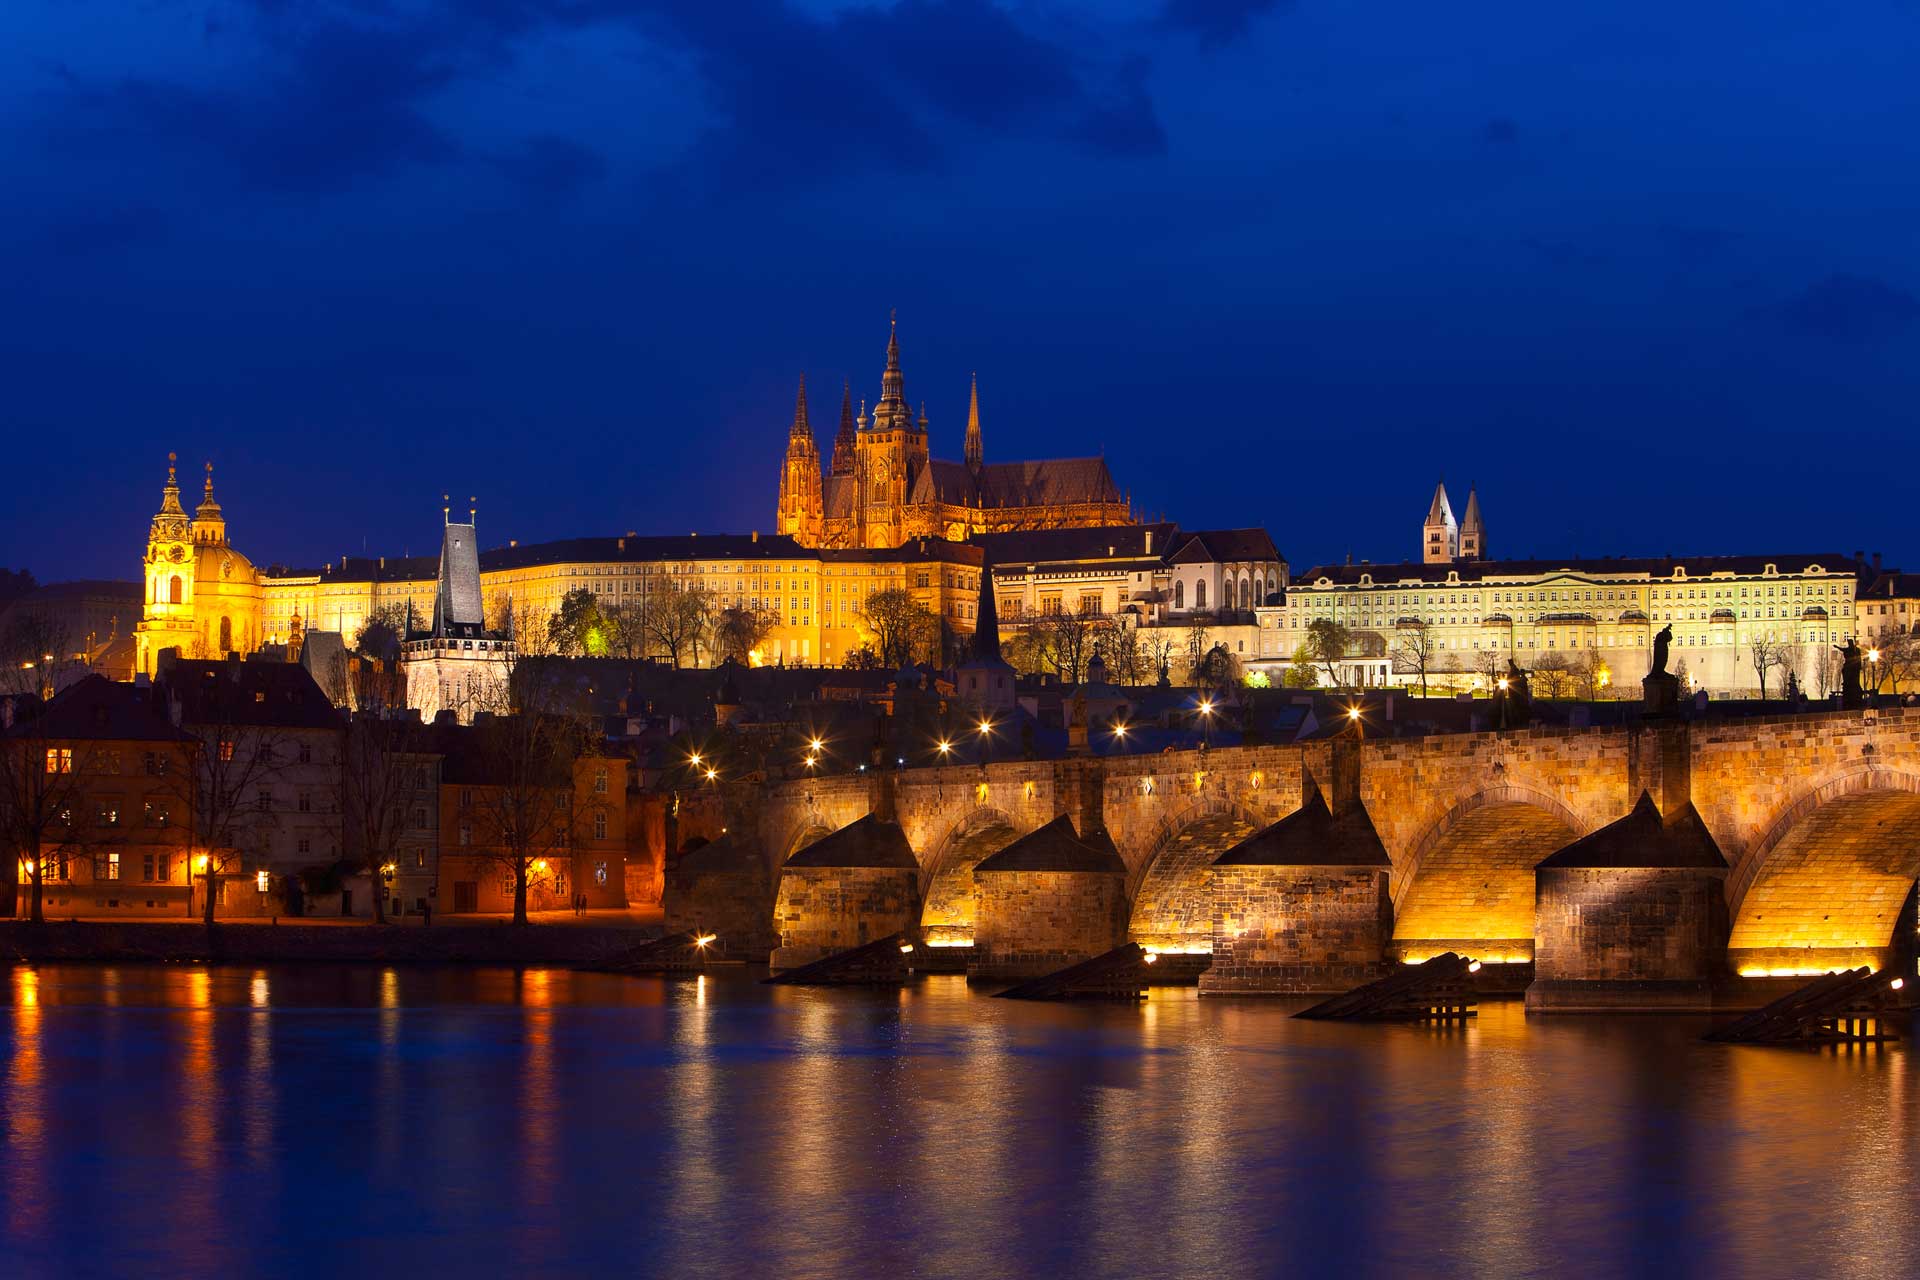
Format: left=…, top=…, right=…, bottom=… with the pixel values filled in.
left=1874, top=551, right=1883, bottom=570
left=1144, top=530, right=1153, bottom=553
left=751, top=531, right=758, bottom=543
left=618, top=538, right=625, bottom=552
left=378, top=556, right=385, bottom=569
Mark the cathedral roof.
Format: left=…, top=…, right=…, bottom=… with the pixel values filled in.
left=1167, top=528, right=1283, bottom=565
left=905, top=457, right=1124, bottom=510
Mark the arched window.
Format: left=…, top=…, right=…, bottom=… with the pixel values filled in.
left=168, top=575, right=183, bottom=605
left=219, top=616, right=232, bottom=654
left=1240, top=575, right=1251, bottom=610
left=1196, top=580, right=1208, bottom=610
left=1174, top=581, right=1185, bottom=610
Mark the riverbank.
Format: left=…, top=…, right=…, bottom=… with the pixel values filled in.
left=0, top=919, right=666, bottom=966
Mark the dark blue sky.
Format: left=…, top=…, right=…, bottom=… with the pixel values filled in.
left=5, top=1, right=1918, bottom=581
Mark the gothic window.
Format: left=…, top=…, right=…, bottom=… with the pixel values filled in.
left=219, top=616, right=232, bottom=653
left=1196, top=580, right=1208, bottom=610
left=1175, top=581, right=1184, bottom=610
left=169, top=575, right=183, bottom=605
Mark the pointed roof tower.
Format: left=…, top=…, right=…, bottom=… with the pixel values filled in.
left=873, top=309, right=909, bottom=429
left=1423, top=480, right=1458, bottom=564
left=831, top=378, right=857, bottom=475
left=192, top=461, right=227, bottom=546
left=789, top=372, right=812, bottom=443
left=1458, top=486, right=1486, bottom=560
left=965, top=372, right=983, bottom=472
left=1426, top=480, right=1454, bottom=526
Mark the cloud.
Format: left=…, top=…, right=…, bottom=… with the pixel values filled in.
left=492, top=134, right=607, bottom=198
left=38, top=205, right=167, bottom=257
left=1778, top=273, right=1920, bottom=341
left=1078, top=59, right=1167, bottom=157
left=1482, top=117, right=1518, bottom=144
left=1160, top=0, right=1292, bottom=47
left=80, top=15, right=464, bottom=193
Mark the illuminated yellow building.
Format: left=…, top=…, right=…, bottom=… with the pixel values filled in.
left=257, top=531, right=983, bottom=669
left=134, top=455, right=264, bottom=677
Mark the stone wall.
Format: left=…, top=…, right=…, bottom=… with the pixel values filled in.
left=970, top=869, right=1126, bottom=981
left=1199, top=866, right=1390, bottom=995
left=769, top=865, right=919, bottom=971
left=1533, top=867, right=1725, bottom=983
left=663, top=847, right=776, bottom=962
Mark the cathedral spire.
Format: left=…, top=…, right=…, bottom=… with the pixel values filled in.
left=877, top=309, right=905, bottom=419
left=789, top=373, right=813, bottom=444
left=831, top=378, right=857, bottom=475
left=965, top=372, right=983, bottom=472
left=192, top=460, right=226, bottom=545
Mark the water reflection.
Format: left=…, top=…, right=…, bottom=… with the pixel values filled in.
left=0, top=968, right=1916, bottom=1280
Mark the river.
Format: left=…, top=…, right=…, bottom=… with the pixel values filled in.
left=1, top=965, right=1914, bottom=1279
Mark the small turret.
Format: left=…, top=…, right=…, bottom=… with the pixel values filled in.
left=965, top=372, right=983, bottom=472
left=1458, top=487, right=1485, bottom=560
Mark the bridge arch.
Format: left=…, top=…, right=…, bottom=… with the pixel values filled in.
left=917, top=807, right=1022, bottom=945
left=1126, top=794, right=1261, bottom=953
left=1726, top=766, right=1920, bottom=975
left=1391, top=785, right=1588, bottom=962
left=780, top=821, right=835, bottom=864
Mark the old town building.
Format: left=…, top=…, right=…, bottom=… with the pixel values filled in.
left=774, top=316, right=1133, bottom=549
left=400, top=506, right=514, bottom=725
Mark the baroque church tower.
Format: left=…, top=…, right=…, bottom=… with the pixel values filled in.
left=775, top=374, right=824, bottom=542
left=135, top=455, right=264, bottom=677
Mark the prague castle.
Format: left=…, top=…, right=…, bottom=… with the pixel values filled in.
left=776, top=315, right=1133, bottom=548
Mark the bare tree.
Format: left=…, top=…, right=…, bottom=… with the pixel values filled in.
left=602, top=598, right=650, bottom=661
left=1474, top=647, right=1505, bottom=696
left=174, top=700, right=293, bottom=925
left=1881, top=629, right=1920, bottom=696
left=643, top=580, right=714, bottom=669
left=1096, top=618, right=1148, bottom=685
left=1392, top=621, right=1436, bottom=699
left=1531, top=651, right=1575, bottom=700
left=1748, top=635, right=1784, bottom=700
left=1574, top=649, right=1610, bottom=701
left=857, top=588, right=933, bottom=668
left=342, top=714, right=427, bottom=924
left=462, top=682, right=600, bottom=926
left=1046, top=608, right=1099, bottom=684
left=714, top=605, right=777, bottom=664
left=1142, top=630, right=1177, bottom=686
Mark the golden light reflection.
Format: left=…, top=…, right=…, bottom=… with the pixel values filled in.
left=6, top=968, right=45, bottom=1246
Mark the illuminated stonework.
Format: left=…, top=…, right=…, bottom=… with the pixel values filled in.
left=134, top=455, right=264, bottom=677
left=775, top=316, right=1134, bottom=550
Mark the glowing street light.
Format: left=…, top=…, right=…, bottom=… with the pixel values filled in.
left=694, top=933, right=716, bottom=949
left=688, top=752, right=704, bottom=769
left=976, top=718, right=994, bottom=737
left=808, top=738, right=825, bottom=753
left=1347, top=705, right=1362, bottom=722
left=704, top=767, right=719, bottom=782
left=936, top=739, right=953, bottom=757
left=1197, top=699, right=1214, bottom=717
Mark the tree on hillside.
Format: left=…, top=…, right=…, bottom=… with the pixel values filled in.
left=1748, top=635, right=1784, bottom=700
left=1282, top=642, right=1319, bottom=688
left=1304, top=619, right=1356, bottom=690
left=1391, top=621, right=1436, bottom=699
left=354, top=605, right=407, bottom=663
left=644, top=581, right=714, bottom=669
left=857, top=588, right=934, bottom=668
left=714, top=605, right=777, bottom=665
left=1530, top=651, right=1575, bottom=700
left=548, top=588, right=607, bottom=658
left=602, top=599, right=650, bottom=661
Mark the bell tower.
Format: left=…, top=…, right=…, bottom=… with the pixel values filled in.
left=135, top=452, right=198, bottom=678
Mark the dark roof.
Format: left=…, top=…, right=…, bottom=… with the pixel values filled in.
left=1213, top=788, right=1391, bottom=867
left=1169, top=528, right=1283, bottom=565
left=973, top=815, right=1125, bottom=873
left=5, top=675, right=191, bottom=743
left=1534, top=792, right=1727, bottom=870
left=1857, top=567, right=1920, bottom=598
left=817, top=541, right=982, bottom=566
left=784, top=814, right=919, bottom=869
left=1294, top=552, right=1862, bottom=587
left=158, top=659, right=343, bottom=731
left=972, top=523, right=1176, bottom=567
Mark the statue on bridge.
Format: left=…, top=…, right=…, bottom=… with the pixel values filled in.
left=1642, top=624, right=1681, bottom=716
left=1836, top=637, right=1864, bottom=709
left=1496, top=658, right=1533, bottom=729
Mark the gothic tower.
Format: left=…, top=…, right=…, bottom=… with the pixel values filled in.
left=1423, top=481, right=1458, bottom=564
left=965, top=373, right=983, bottom=473
left=775, top=374, right=823, bottom=542
left=829, top=378, right=857, bottom=476
left=1458, top=487, right=1486, bottom=561
left=854, top=312, right=928, bottom=548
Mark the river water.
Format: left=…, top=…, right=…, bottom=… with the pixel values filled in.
left=1, top=964, right=1914, bottom=1279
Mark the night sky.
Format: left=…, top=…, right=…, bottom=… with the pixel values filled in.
left=5, top=1, right=1918, bottom=582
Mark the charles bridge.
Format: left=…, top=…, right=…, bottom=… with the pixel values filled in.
left=664, top=706, right=1920, bottom=1009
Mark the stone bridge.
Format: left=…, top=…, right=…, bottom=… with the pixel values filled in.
left=667, top=706, right=1920, bottom=1000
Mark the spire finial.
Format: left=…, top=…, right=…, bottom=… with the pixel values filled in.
left=965, top=372, right=983, bottom=471
left=442, top=492, right=450, bottom=524
left=166, top=452, right=177, bottom=484
left=203, top=459, right=215, bottom=501
left=469, top=496, right=477, bottom=524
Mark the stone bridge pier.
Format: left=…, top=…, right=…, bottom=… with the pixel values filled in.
left=661, top=707, right=1920, bottom=1008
